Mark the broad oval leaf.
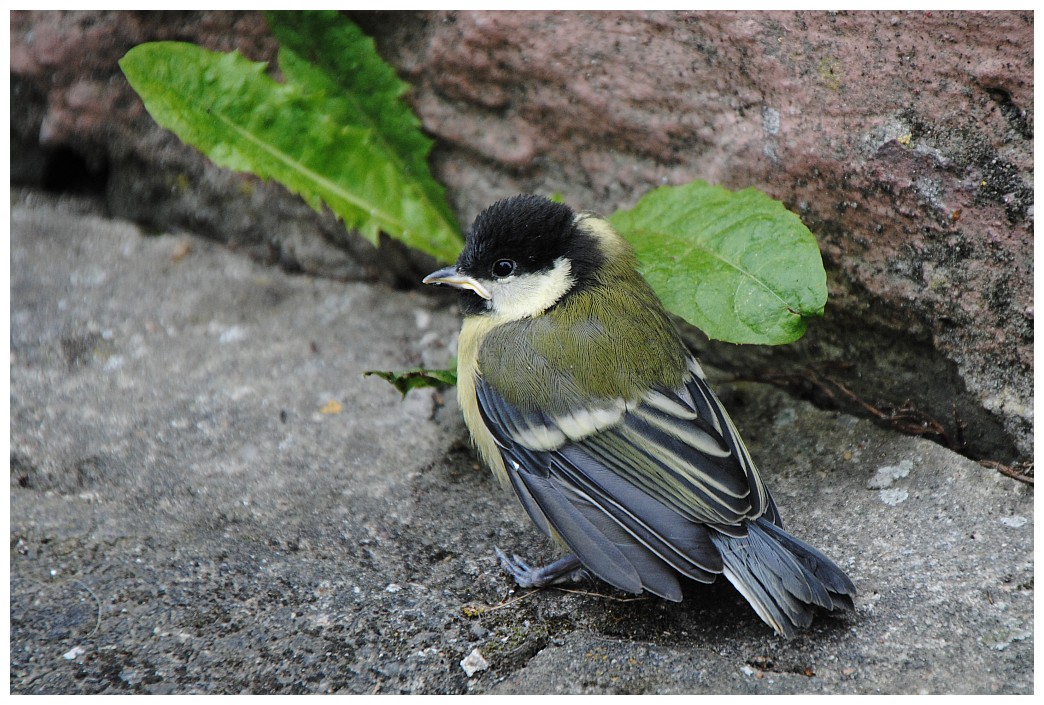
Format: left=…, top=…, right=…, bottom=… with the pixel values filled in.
left=608, top=181, right=827, bottom=345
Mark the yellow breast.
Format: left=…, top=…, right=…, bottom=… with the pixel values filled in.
left=456, top=315, right=510, bottom=488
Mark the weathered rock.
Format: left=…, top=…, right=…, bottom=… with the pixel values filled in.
left=9, top=191, right=1033, bottom=694
left=10, top=10, right=1032, bottom=460
left=358, top=10, right=1033, bottom=462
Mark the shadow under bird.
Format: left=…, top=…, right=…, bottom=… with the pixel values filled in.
left=424, top=194, right=855, bottom=638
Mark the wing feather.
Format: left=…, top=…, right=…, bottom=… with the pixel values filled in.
left=502, top=442, right=703, bottom=598
left=475, top=356, right=775, bottom=595
left=682, top=358, right=775, bottom=523
left=512, top=470, right=644, bottom=594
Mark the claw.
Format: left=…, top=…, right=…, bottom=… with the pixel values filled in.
left=492, top=547, right=585, bottom=589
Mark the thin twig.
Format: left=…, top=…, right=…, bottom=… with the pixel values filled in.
left=461, top=588, right=541, bottom=615
left=72, top=579, right=103, bottom=637
left=465, top=583, right=648, bottom=615
left=979, top=459, right=1034, bottom=485
left=551, top=586, right=649, bottom=602
left=759, top=367, right=960, bottom=447
left=13, top=575, right=103, bottom=638
left=756, top=366, right=1029, bottom=484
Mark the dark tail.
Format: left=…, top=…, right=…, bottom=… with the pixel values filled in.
left=709, top=517, right=856, bottom=638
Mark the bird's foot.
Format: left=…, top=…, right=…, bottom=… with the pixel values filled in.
left=494, top=547, right=586, bottom=589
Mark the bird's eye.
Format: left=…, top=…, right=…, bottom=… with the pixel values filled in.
left=492, top=259, right=516, bottom=278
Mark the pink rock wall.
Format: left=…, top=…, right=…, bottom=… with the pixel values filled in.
left=11, top=10, right=1032, bottom=461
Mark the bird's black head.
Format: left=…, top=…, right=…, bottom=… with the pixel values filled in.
left=458, top=194, right=577, bottom=278
left=425, top=195, right=605, bottom=317
left=419, top=193, right=609, bottom=317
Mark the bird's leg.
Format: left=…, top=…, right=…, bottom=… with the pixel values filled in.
left=494, top=547, right=587, bottom=589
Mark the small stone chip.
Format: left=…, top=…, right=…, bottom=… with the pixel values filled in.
left=460, top=648, right=489, bottom=677
left=63, top=645, right=86, bottom=660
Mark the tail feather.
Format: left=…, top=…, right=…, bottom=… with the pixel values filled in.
left=756, top=519, right=857, bottom=608
left=710, top=518, right=855, bottom=638
left=744, top=521, right=834, bottom=610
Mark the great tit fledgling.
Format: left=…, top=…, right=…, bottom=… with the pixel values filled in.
left=424, top=194, right=855, bottom=638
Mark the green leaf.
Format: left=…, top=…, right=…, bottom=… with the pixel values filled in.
left=609, top=181, right=827, bottom=345
left=265, top=11, right=460, bottom=252
left=119, top=31, right=462, bottom=263
left=364, top=367, right=458, bottom=397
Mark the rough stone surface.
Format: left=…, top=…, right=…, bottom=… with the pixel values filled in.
left=10, top=10, right=1032, bottom=463
left=357, top=9, right=1034, bottom=463
left=9, top=191, right=1033, bottom=694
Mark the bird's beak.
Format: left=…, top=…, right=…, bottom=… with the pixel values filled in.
left=422, top=266, right=492, bottom=300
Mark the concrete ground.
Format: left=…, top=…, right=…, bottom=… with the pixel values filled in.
left=9, top=188, right=1033, bottom=694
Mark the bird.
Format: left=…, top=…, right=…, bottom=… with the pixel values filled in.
left=423, top=194, right=855, bottom=638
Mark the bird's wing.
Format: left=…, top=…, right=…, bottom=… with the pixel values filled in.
left=476, top=354, right=781, bottom=599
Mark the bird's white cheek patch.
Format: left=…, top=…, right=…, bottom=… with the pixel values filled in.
left=489, top=258, right=574, bottom=322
